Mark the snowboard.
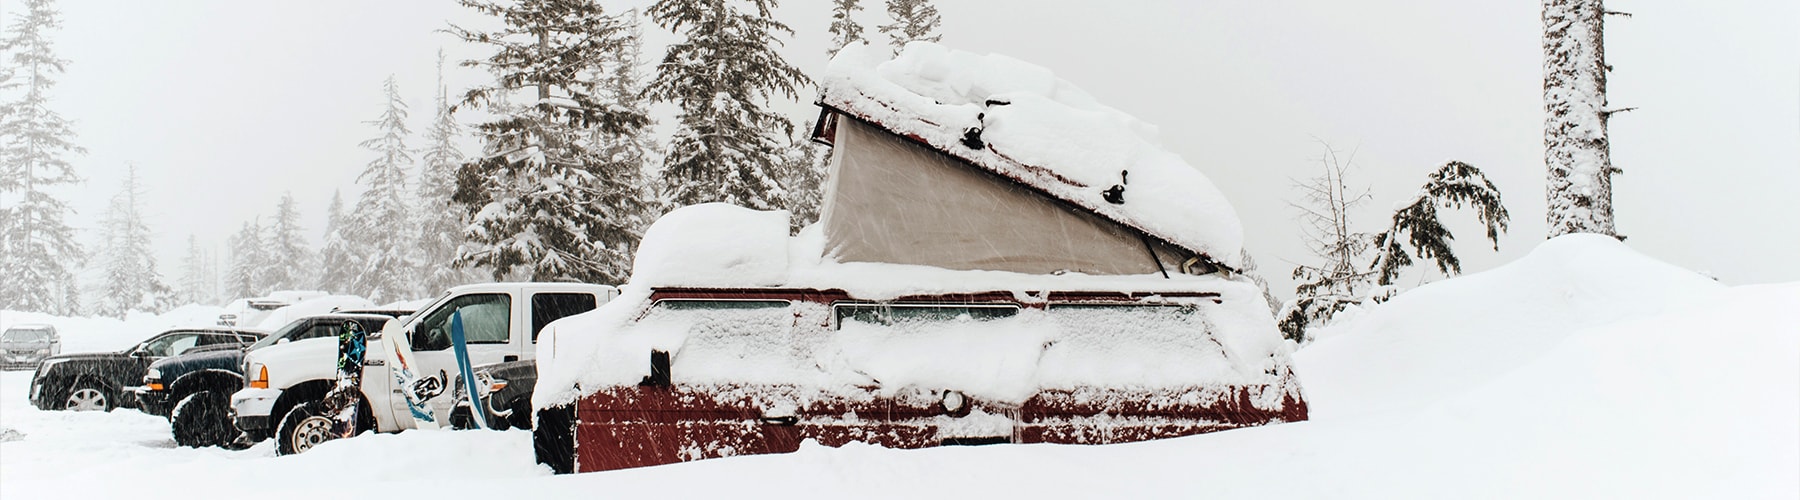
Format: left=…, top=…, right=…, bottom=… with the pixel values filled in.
left=324, top=320, right=367, bottom=438
left=448, top=311, right=490, bottom=429
left=384, top=315, right=445, bottom=430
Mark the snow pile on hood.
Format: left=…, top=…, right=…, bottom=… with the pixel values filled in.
left=1296, top=234, right=1726, bottom=419
left=629, top=203, right=790, bottom=288
left=819, top=42, right=1244, bottom=269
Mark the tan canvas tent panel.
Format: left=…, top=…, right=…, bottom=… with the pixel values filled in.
left=820, top=116, right=1194, bottom=276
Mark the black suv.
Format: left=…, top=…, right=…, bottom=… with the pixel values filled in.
left=28, top=328, right=264, bottom=411
left=131, top=313, right=403, bottom=447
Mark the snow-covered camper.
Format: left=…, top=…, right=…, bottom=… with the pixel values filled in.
left=532, top=43, right=1307, bottom=473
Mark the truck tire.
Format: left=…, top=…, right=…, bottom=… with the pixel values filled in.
left=171, top=390, right=236, bottom=448
left=275, top=401, right=335, bottom=456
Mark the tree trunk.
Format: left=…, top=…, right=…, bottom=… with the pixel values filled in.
left=1542, top=0, right=1619, bottom=238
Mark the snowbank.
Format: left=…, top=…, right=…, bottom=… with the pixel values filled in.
left=1, top=305, right=227, bottom=353
left=819, top=42, right=1244, bottom=268
left=1296, top=234, right=1726, bottom=418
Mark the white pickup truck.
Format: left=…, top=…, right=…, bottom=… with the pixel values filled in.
left=229, top=282, right=616, bottom=454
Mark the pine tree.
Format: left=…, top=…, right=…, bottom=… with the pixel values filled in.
left=225, top=220, right=267, bottom=299
left=416, top=51, right=482, bottom=295
left=317, top=190, right=357, bottom=294
left=1278, top=151, right=1512, bottom=342
left=264, top=192, right=314, bottom=291
left=1543, top=0, right=1625, bottom=238
left=827, top=0, right=866, bottom=55
left=648, top=0, right=809, bottom=212
left=451, top=0, right=654, bottom=284
left=778, top=131, right=827, bottom=231
left=0, top=0, right=84, bottom=315
left=344, top=76, right=417, bottom=303
left=1369, top=161, right=1511, bottom=286
left=879, top=0, right=941, bottom=51
left=92, top=165, right=174, bottom=317
left=179, top=234, right=212, bottom=305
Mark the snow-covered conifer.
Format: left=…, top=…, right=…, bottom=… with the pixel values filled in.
left=317, top=190, right=357, bottom=295
left=828, top=0, right=866, bottom=54
left=415, top=51, right=483, bottom=295
left=224, top=220, right=267, bottom=300
left=0, top=0, right=85, bottom=315
left=1280, top=152, right=1512, bottom=342
left=1543, top=0, right=1622, bottom=238
left=178, top=234, right=213, bottom=305
left=647, top=0, right=809, bottom=212
left=778, top=132, right=826, bottom=231
left=1369, top=161, right=1510, bottom=285
left=92, top=165, right=174, bottom=317
left=450, top=0, right=654, bottom=284
left=343, top=76, right=417, bottom=303
left=264, top=192, right=314, bottom=291
left=879, top=0, right=940, bottom=51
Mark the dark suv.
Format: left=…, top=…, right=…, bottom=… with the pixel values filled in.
left=131, top=313, right=402, bottom=447
left=28, top=328, right=264, bottom=411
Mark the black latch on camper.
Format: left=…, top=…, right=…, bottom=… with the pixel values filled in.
left=1103, top=170, right=1129, bottom=204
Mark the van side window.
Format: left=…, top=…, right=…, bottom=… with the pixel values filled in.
left=532, top=293, right=599, bottom=342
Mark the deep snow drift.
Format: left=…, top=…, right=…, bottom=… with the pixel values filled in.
left=2, top=235, right=1794, bottom=499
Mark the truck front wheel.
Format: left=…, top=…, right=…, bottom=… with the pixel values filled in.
left=275, top=401, right=335, bottom=456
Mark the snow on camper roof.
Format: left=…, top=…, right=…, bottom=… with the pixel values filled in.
left=817, top=42, right=1244, bottom=269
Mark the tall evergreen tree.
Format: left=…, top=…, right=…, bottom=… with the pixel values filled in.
left=879, top=0, right=941, bottom=51
left=317, top=190, right=357, bottom=294
left=778, top=131, right=826, bottom=231
left=264, top=192, right=314, bottom=291
left=344, top=76, right=417, bottom=303
left=224, top=220, right=267, bottom=299
left=0, top=0, right=84, bottom=314
left=92, top=165, right=173, bottom=317
left=450, top=0, right=653, bottom=284
left=417, top=50, right=482, bottom=295
left=178, top=234, right=212, bottom=305
left=827, top=0, right=866, bottom=55
left=1543, top=0, right=1624, bottom=238
left=647, top=0, right=809, bottom=212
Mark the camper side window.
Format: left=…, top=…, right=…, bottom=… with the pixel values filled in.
left=638, top=300, right=803, bottom=384
left=832, top=303, right=1019, bottom=329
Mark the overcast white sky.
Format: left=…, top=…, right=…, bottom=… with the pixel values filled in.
left=27, top=0, right=1800, bottom=302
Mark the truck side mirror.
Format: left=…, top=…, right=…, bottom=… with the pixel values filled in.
left=638, top=350, right=671, bottom=387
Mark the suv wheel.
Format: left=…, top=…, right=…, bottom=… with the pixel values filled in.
left=275, top=401, right=336, bottom=456
left=63, top=383, right=111, bottom=412
left=171, top=390, right=236, bottom=448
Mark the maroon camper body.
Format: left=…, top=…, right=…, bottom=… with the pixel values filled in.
left=550, top=287, right=1309, bottom=473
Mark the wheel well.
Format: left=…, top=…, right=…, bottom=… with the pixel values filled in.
left=168, top=370, right=244, bottom=401
left=272, top=379, right=376, bottom=433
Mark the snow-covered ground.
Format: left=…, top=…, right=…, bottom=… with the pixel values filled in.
left=2, top=235, right=1794, bottom=499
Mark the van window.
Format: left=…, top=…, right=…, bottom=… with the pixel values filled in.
left=638, top=300, right=800, bottom=384
left=531, top=293, right=599, bottom=342
left=833, top=303, right=1019, bottom=329
left=1037, top=304, right=1225, bottom=389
